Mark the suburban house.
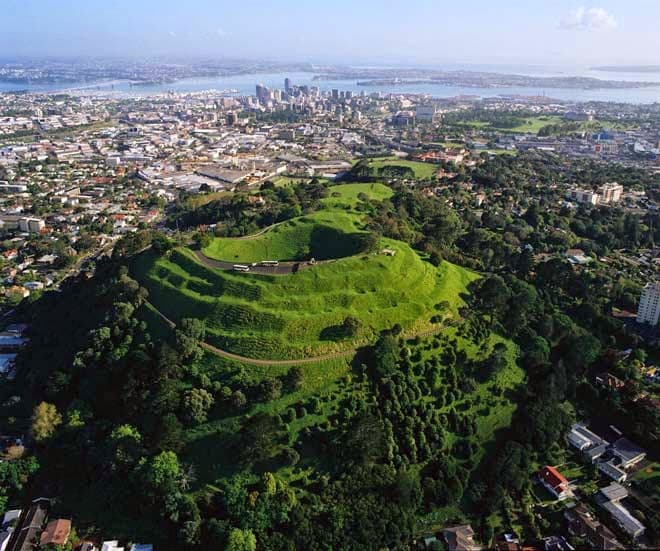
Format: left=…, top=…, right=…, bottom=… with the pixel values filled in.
left=596, top=483, right=645, bottom=539
left=566, top=422, right=647, bottom=482
left=441, top=524, right=481, bottom=551
left=597, top=461, right=627, bottom=483
left=40, top=518, right=71, bottom=547
left=5, top=498, right=50, bottom=551
left=564, top=503, right=623, bottom=549
left=538, top=466, right=571, bottom=500
left=610, top=438, right=646, bottom=469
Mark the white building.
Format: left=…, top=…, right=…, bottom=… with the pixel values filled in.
left=18, top=217, right=45, bottom=234
left=599, top=182, right=623, bottom=203
left=637, top=282, right=660, bottom=326
left=415, top=105, right=439, bottom=123
left=566, top=188, right=599, bottom=205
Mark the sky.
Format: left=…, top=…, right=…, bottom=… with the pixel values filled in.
left=1, top=0, right=659, bottom=68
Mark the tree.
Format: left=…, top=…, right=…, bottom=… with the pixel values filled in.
left=193, top=231, right=212, bottom=249
left=373, top=334, right=400, bottom=377
left=525, top=336, right=550, bottom=368
left=109, top=424, right=143, bottom=469
left=175, top=318, right=206, bottom=363
left=357, top=231, right=381, bottom=253
left=240, top=413, right=281, bottom=464
left=226, top=528, right=256, bottom=551
left=259, top=377, right=283, bottom=402
left=475, top=275, right=511, bottom=324
left=183, top=388, right=215, bottom=424
left=342, top=316, right=362, bottom=337
left=147, top=451, right=181, bottom=492
left=31, top=402, right=62, bottom=441
left=231, top=390, right=247, bottom=409
left=0, top=456, right=39, bottom=512
left=286, top=366, right=305, bottom=390
left=155, top=413, right=185, bottom=452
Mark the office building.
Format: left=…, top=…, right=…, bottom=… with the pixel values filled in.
left=637, top=281, right=660, bottom=326
left=416, top=105, right=438, bottom=123
left=566, top=188, right=600, bottom=205
left=599, top=182, right=623, bottom=203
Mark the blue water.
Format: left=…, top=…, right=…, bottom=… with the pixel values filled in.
left=2, top=70, right=660, bottom=104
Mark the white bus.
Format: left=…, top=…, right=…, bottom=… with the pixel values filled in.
left=260, top=260, right=280, bottom=267
left=233, top=264, right=250, bottom=272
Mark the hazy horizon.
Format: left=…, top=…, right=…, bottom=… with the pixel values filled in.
left=1, top=0, right=659, bottom=68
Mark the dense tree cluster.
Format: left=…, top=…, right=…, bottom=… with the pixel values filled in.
left=168, top=179, right=329, bottom=232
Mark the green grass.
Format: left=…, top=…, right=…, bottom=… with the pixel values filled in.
left=134, top=238, right=477, bottom=360
left=322, top=182, right=393, bottom=208
left=202, top=211, right=367, bottom=263
left=484, top=149, right=518, bottom=156
left=133, top=176, right=478, bottom=360
left=367, top=158, right=439, bottom=179
left=202, top=183, right=393, bottom=263
left=631, top=462, right=660, bottom=505
left=273, top=176, right=314, bottom=188
left=182, top=353, right=354, bottom=484
left=459, top=116, right=563, bottom=134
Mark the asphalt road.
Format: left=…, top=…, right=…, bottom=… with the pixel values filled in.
left=192, top=250, right=321, bottom=275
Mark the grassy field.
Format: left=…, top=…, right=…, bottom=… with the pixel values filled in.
left=202, top=211, right=367, bottom=262
left=459, top=116, right=563, bottom=134
left=184, top=190, right=233, bottom=209
left=201, top=183, right=393, bottom=263
left=322, top=182, right=393, bottom=208
left=367, top=158, right=439, bottom=179
left=632, top=461, right=660, bottom=506
left=133, top=180, right=478, bottom=360
left=273, top=176, right=314, bottom=188
left=484, top=149, right=518, bottom=156
left=134, top=240, right=477, bottom=360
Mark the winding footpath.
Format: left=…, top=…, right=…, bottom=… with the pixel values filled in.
left=147, top=300, right=355, bottom=365
left=146, top=300, right=446, bottom=367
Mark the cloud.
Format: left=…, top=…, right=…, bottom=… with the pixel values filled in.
left=168, top=31, right=177, bottom=37
left=214, top=29, right=227, bottom=37
left=560, top=7, right=618, bottom=30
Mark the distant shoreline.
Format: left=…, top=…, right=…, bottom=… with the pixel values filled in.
left=592, top=66, right=660, bottom=74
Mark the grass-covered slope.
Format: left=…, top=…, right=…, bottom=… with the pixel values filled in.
left=133, top=241, right=477, bottom=360
left=201, top=211, right=366, bottom=263
left=202, top=183, right=394, bottom=263
left=133, top=182, right=476, bottom=360
left=367, top=158, right=439, bottom=179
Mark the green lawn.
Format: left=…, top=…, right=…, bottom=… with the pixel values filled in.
left=202, top=183, right=393, bottom=263
left=631, top=462, right=660, bottom=505
left=202, top=211, right=367, bottom=263
left=134, top=238, right=476, bottom=360
left=322, top=182, right=393, bottom=209
left=459, top=116, right=563, bottom=134
left=368, top=158, right=439, bottom=179
left=484, top=148, right=518, bottom=156
left=133, top=174, right=478, bottom=360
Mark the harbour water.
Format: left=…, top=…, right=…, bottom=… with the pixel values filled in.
left=2, top=68, right=660, bottom=104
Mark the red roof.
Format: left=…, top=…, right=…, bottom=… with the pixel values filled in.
left=40, top=518, right=71, bottom=546
left=539, top=466, right=568, bottom=490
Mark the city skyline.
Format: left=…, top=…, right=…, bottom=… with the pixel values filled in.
left=1, top=0, right=659, bottom=67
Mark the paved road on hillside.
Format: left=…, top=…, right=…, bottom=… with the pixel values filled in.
left=146, top=300, right=447, bottom=366
left=192, top=250, right=325, bottom=276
